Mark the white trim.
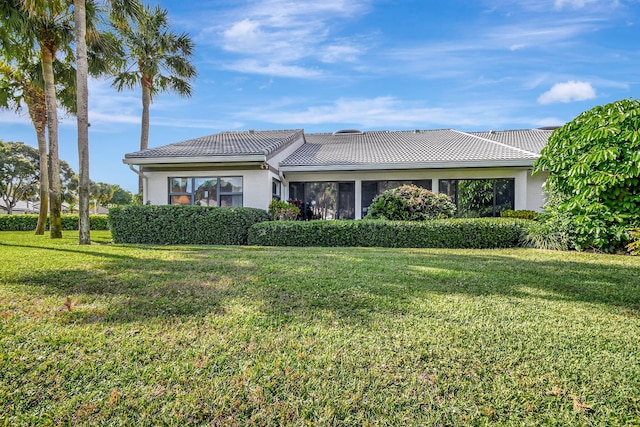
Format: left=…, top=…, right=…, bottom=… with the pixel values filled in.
left=280, top=159, right=536, bottom=172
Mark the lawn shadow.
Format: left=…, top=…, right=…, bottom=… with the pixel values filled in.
left=7, top=244, right=640, bottom=326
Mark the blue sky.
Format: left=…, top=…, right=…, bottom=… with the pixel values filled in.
left=1, top=0, right=639, bottom=192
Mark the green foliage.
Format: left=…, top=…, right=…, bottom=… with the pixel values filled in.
left=627, top=228, right=640, bottom=256
left=268, top=199, right=300, bottom=220
left=248, top=218, right=529, bottom=249
left=0, top=141, right=39, bottom=213
left=108, top=185, right=133, bottom=205
left=365, top=185, right=455, bottom=221
left=501, top=210, right=539, bottom=220
left=0, top=214, right=109, bottom=231
left=109, top=205, right=270, bottom=245
left=533, top=99, right=640, bottom=252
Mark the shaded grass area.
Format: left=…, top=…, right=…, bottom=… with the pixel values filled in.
left=0, top=231, right=639, bottom=426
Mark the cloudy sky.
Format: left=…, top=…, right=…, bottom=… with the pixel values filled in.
left=2, top=0, right=638, bottom=191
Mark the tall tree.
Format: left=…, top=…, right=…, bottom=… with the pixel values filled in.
left=7, top=0, right=76, bottom=238
left=111, top=3, right=196, bottom=194
left=0, top=27, right=76, bottom=234
left=73, top=0, right=138, bottom=244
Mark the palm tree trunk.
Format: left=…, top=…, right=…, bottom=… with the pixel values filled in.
left=41, top=45, right=62, bottom=239
left=25, top=88, right=49, bottom=235
left=139, top=77, right=151, bottom=195
left=75, top=0, right=91, bottom=245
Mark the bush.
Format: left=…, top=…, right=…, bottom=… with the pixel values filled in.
left=627, top=228, right=640, bottom=256
left=248, top=218, right=529, bottom=249
left=268, top=199, right=300, bottom=220
left=533, top=99, right=640, bottom=252
left=501, top=210, right=539, bottom=220
left=0, top=214, right=110, bottom=231
left=365, top=185, right=455, bottom=221
left=109, top=205, right=270, bottom=245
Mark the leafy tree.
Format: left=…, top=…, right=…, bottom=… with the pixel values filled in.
left=0, top=141, right=39, bottom=214
left=533, top=99, right=640, bottom=252
left=111, top=3, right=196, bottom=194
left=108, top=184, right=133, bottom=205
left=90, top=181, right=114, bottom=212
left=365, top=185, right=456, bottom=221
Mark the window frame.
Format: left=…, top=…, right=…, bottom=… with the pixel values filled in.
left=168, top=176, right=243, bottom=207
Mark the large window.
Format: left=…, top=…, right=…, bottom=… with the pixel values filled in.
left=169, top=177, right=243, bottom=207
left=438, top=178, right=514, bottom=217
left=361, top=180, right=432, bottom=218
left=289, top=182, right=355, bottom=219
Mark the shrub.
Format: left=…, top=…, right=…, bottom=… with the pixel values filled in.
left=268, top=199, right=300, bottom=221
left=533, top=99, right=640, bottom=252
left=0, top=214, right=109, bottom=231
left=365, top=185, right=456, bottom=221
left=627, top=228, right=640, bottom=256
left=109, top=205, right=270, bottom=245
left=248, top=218, right=529, bottom=249
left=501, top=210, right=539, bottom=220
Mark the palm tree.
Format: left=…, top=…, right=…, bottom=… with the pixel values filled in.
left=5, top=0, right=76, bottom=238
left=111, top=3, right=197, bottom=194
left=73, top=0, right=138, bottom=244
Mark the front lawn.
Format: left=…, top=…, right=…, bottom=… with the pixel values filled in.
left=0, top=231, right=638, bottom=426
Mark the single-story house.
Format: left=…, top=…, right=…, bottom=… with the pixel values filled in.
left=123, top=128, right=552, bottom=219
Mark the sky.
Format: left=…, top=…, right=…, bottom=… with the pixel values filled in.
left=1, top=0, right=639, bottom=192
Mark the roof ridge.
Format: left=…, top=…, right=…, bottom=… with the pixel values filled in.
left=453, top=129, right=540, bottom=158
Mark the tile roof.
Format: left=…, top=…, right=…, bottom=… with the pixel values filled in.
left=280, top=129, right=545, bottom=167
left=124, top=129, right=303, bottom=159
left=468, top=129, right=552, bottom=155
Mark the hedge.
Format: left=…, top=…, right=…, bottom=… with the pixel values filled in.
left=248, top=218, right=531, bottom=249
left=109, top=205, right=270, bottom=245
left=0, top=214, right=110, bottom=231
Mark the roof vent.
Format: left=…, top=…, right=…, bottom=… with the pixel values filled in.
left=414, top=129, right=421, bottom=134
left=489, top=130, right=497, bottom=134
left=333, top=129, right=363, bottom=135
left=248, top=129, right=255, bottom=134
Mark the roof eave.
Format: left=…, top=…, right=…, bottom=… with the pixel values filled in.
left=279, top=159, right=538, bottom=172
left=123, top=154, right=267, bottom=165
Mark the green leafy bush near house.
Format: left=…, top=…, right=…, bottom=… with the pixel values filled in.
left=627, top=228, right=640, bottom=256
left=501, top=210, right=539, bottom=220
left=248, top=218, right=529, bottom=249
left=365, top=185, right=456, bottom=221
left=109, top=205, right=270, bottom=245
left=268, top=199, right=300, bottom=220
left=533, top=99, right=640, bottom=252
left=0, top=214, right=109, bottom=231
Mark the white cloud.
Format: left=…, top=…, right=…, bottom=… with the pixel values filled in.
left=554, top=0, right=598, bottom=9
left=221, top=59, right=323, bottom=78
left=537, top=80, right=596, bottom=104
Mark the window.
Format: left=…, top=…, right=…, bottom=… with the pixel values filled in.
left=361, top=179, right=432, bottom=218
left=288, top=181, right=355, bottom=219
left=169, top=176, right=243, bottom=207
left=438, top=178, right=514, bottom=217
left=272, top=178, right=281, bottom=200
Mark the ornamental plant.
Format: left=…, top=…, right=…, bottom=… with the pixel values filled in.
left=268, top=199, right=300, bottom=221
left=533, top=99, right=640, bottom=252
left=365, top=185, right=455, bottom=221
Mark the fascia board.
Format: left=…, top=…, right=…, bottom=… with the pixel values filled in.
left=279, top=159, right=537, bottom=172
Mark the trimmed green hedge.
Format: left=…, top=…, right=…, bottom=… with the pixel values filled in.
left=248, top=218, right=531, bottom=249
left=0, top=214, right=110, bottom=231
left=109, top=205, right=270, bottom=245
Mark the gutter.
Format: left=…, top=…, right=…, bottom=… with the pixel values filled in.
left=128, top=164, right=148, bottom=203
left=122, top=154, right=267, bottom=165
left=279, top=159, right=538, bottom=173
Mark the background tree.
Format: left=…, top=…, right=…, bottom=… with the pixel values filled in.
left=0, top=141, right=39, bottom=214
left=89, top=181, right=114, bottom=213
left=0, top=27, right=77, bottom=234
left=533, top=98, right=640, bottom=252
left=111, top=3, right=196, bottom=194
left=108, top=184, right=133, bottom=205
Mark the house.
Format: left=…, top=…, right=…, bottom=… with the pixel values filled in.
left=123, top=128, right=552, bottom=219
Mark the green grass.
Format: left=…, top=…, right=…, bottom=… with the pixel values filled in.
left=0, top=231, right=639, bottom=426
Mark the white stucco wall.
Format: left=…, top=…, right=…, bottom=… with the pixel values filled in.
left=143, top=168, right=271, bottom=209
left=140, top=165, right=547, bottom=216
